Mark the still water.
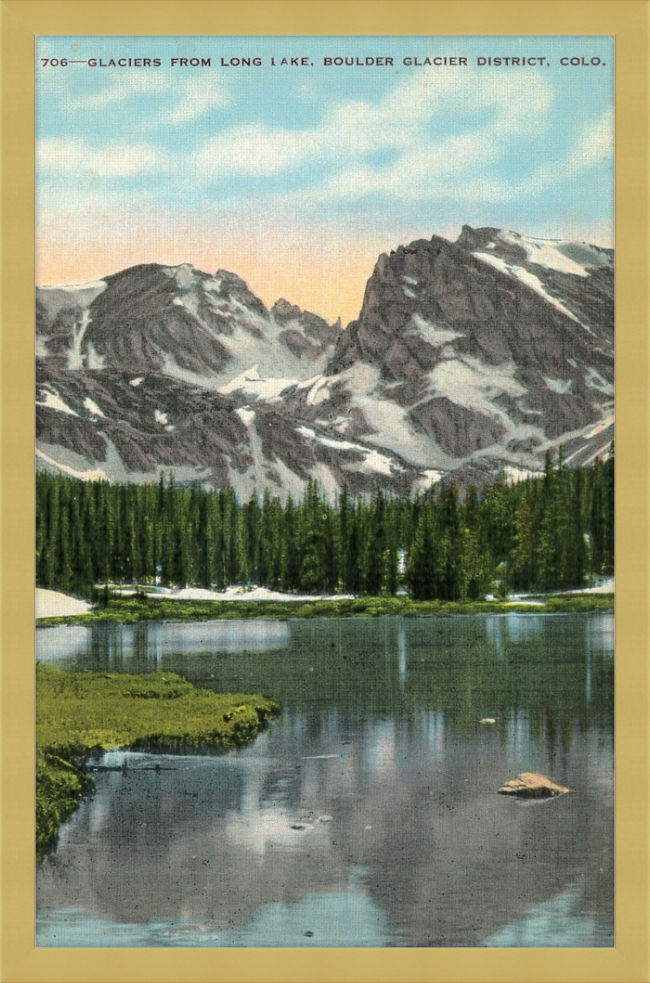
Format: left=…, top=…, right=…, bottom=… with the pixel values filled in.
left=36, top=613, right=614, bottom=947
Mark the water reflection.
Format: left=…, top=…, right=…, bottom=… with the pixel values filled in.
left=587, top=612, right=615, bottom=655
left=37, top=619, right=291, bottom=667
left=36, top=613, right=614, bottom=948
left=38, top=879, right=392, bottom=948
left=38, top=614, right=614, bottom=736
left=481, top=885, right=610, bottom=947
left=485, top=613, right=548, bottom=655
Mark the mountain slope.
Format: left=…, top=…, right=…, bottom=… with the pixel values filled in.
left=287, top=226, right=613, bottom=476
left=36, top=263, right=341, bottom=386
left=36, top=227, right=614, bottom=497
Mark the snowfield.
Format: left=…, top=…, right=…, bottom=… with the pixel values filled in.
left=472, top=251, right=586, bottom=326
left=36, top=589, right=92, bottom=619
left=116, top=585, right=357, bottom=602
left=36, top=389, right=79, bottom=417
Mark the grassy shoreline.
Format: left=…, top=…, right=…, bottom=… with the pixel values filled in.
left=36, top=665, right=280, bottom=863
left=36, top=593, right=614, bottom=627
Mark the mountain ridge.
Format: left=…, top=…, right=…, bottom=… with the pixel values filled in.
left=36, top=226, right=614, bottom=498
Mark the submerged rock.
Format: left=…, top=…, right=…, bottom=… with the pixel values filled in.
left=498, top=772, right=571, bottom=798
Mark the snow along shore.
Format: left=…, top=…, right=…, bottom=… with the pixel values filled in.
left=116, top=585, right=358, bottom=602
left=36, top=589, right=93, bottom=619
left=36, top=577, right=614, bottom=619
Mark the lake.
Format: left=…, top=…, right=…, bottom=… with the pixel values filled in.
left=36, top=612, right=614, bottom=947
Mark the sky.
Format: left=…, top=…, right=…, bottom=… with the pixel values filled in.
left=36, top=35, right=614, bottom=324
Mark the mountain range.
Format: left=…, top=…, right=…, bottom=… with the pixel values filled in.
left=36, top=226, right=614, bottom=498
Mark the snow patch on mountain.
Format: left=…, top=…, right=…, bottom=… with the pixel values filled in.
left=308, top=433, right=358, bottom=452
left=36, top=446, right=107, bottom=481
left=306, top=376, right=331, bottom=406
left=496, top=230, right=612, bottom=277
left=40, top=280, right=106, bottom=293
left=503, top=465, right=538, bottom=483
left=418, top=469, right=444, bottom=487
left=360, top=449, right=395, bottom=477
left=37, top=389, right=78, bottom=416
left=544, top=377, right=574, bottom=395
left=582, top=444, right=614, bottom=467
left=297, top=426, right=402, bottom=478
left=584, top=419, right=613, bottom=441
left=295, top=373, right=325, bottom=392
left=68, top=310, right=93, bottom=371
left=472, top=251, right=587, bottom=327
left=585, top=367, right=614, bottom=395
left=83, top=397, right=105, bottom=417
left=221, top=364, right=299, bottom=400
left=235, top=407, right=256, bottom=427
left=430, top=356, right=525, bottom=422
left=162, top=263, right=196, bottom=290
left=333, top=364, right=448, bottom=467
left=410, top=314, right=462, bottom=347
left=85, top=342, right=106, bottom=370
left=37, top=280, right=107, bottom=321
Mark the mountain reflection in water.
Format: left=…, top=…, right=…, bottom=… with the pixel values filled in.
left=36, top=613, right=614, bottom=948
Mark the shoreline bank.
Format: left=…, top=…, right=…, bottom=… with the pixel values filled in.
left=36, top=665, right=280, bottom=863
left=36, top=592, right=614, bottom=627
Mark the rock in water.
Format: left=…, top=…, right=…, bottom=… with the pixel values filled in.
left=498, top=772, right=571, bottom=798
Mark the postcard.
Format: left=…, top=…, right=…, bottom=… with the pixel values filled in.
left=33, top=32, right=615, bottom=952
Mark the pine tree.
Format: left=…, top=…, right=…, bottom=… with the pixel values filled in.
left=405, top=504, right=436, bottom=600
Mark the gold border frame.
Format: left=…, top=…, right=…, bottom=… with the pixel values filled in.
left=3, top=2, right=648, bottom=981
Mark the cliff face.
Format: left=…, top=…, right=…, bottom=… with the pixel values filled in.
left=314, top=226, right=613, bottom=475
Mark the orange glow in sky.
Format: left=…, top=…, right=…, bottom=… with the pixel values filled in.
left=36, top=208, right=462, bottom=325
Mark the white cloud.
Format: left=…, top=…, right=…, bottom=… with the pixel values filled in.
left=37, top=138, right=171, bottom=177
left=68, top=70, right=229, bottom=126
left=193, top=122, right=321, bottom=176
left=165, top=77, right=230, bottom=125
left=192, top=66, right=553, bottom=202
left=532, top=109, right=614, bottom=188
left=571, top=109, right=614, bottom=171
left=70, top=70, right=165, bottom=110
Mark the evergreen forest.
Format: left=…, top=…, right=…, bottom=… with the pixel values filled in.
left=36, top=447, right=614, bottom=602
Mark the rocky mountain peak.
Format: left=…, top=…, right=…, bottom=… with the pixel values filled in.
left=213, top=269, right=269, bottom=316
left=271, top=298, right=303, bottom=323
left=36, top=225, right=615, bottom=499
left=271, top=297, right=342, bottom=349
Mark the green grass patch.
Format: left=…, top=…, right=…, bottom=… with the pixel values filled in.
left=540, top=594, right=614, bottom=613
left=36, top=592, right=614, bottom=628
left=36, top=664, right=280, bottom=863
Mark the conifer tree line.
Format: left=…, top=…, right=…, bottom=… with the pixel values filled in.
left=36, top=446, right=614, bottom=600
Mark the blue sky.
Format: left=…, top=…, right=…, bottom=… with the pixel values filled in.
left=36, top=35, right=614, bottom=322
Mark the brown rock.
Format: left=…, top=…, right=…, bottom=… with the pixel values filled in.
left=498, top=772, right=571, bottom=798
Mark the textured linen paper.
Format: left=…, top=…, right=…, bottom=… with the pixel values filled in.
left=35, top=34, right=614, bottom=949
